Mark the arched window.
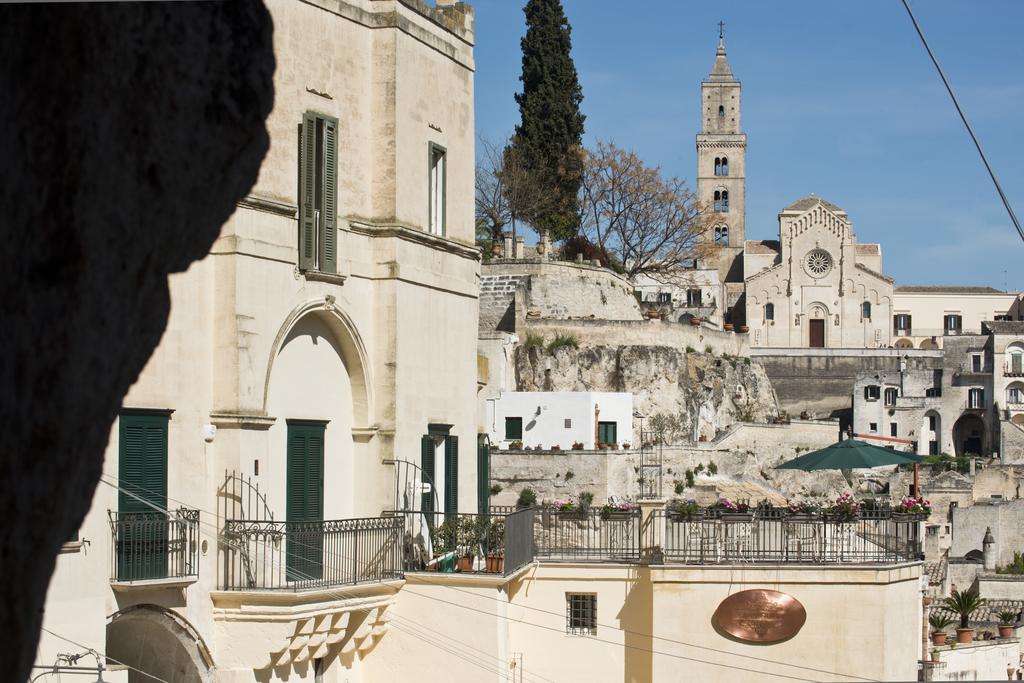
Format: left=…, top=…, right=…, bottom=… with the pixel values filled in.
left=1007, top=382, right=1024, bottom=405
left=721, top=190, right=729, bottom=212
left=714, top=190, right=722, bottom=212
left=718, top=105, right=725, bottom=118
left=1007, top=343, right=1024, bottom=376
left=862, top=301, right=872, bottom=320
left=721, top=156, right=729, bottom=175
left=714, top=226, right=729, bottom=245
left=714, top=157, right=721, bottom=176
left=765, top=303, right=775, bottom=321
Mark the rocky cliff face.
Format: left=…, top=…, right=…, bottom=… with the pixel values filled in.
left=514, top=343, right=779, bottom=441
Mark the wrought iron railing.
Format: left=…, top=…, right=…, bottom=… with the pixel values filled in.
left=220, top=516, right=402, bottom=591
left=403, top=511, right=509, bottom=574
left=533, top=507, right=641, bottom=562
left=504, top=507, right=536, bottom=576
left=644, top=509, right=923, bottom=565
left=108, top=508, right=199, bottom=582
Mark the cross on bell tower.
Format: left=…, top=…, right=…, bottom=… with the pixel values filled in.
left=718, top=21, right=725, bottom=41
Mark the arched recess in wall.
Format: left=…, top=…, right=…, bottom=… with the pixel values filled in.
left=107, top=605, right=214, bottom=683
left=953, top=414, right=986, bottom=457
left=894, top=338, right=914, bottom=349
left=262, top=300, right=373, bottom=428
left=263, top=302, right=374, bottom=520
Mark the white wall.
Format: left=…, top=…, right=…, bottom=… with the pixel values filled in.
left=485, top=392, right=633, bottom=450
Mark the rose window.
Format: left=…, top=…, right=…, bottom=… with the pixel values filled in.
left=805, top=249, right=833, bottom=277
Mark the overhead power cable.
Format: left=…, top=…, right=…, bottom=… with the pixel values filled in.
left=900, top=0, right=1024, bottom=245
left=39, top=627, right=170, bottom=683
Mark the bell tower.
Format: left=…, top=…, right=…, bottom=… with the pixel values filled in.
left=697, top=26, right=747, bottom=323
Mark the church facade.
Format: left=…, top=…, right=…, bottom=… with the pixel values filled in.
left=695, top=37, right=1017, bottom=349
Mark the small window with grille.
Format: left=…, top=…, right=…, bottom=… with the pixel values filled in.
left=566, top=593, right=597, bottom=635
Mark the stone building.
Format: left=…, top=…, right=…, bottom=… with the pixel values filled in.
left=37, top=1, right=480, bottom=680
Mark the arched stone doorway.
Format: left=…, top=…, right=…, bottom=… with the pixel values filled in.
left=806, top=303, right=828, bottom=348
left=952, top=414, right=986, bottom=457
left=894, top=338, right=913, bottom=349
left=107, top=605, right=213, bottom=683
left=919, top=338, right=939, bottom=350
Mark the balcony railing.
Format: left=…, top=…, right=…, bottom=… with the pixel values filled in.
left=1006, top=363, right=1024, bottom=378
left=109, top=508, right=199, bottom=582
left=533, top=507, right=641, bottom=562
left=220, top=516, right=402, bottom=591
left=644, top=509, right=923, bottom=565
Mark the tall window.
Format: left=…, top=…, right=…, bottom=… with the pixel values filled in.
left=299, top=112, right=339, bottom=273
left=118, top=411, right=169, bottom=581
left=718, top=105, right=725, bottom=118
left=714, top=156, right=729, bottom=176
left=687, top=289, right=702, bottom=307
left=657, top=292, right=672, bottom=304
left=944, top=314, right=963, bottom=335
left=429, top=144, right=447, bottom=236
left=566, top=593, right=597, bottom=636
left=765, top=303, right=775, bottom=321
left=714, top=191, right=722, bottom=212
left=597, top=421, right=617, bottom=446
left=714, top=225, right=729, bottom=244
left=1007, top=384, right=1024, bottom=405
left=884, top=387, right=898, bottom=406
left=862, top=301, right=872, bottom=320
left=721, top=156, right=729, bottom=175
left=968, top=388, right=985, bottom=409
left=864, top=385, right=880, bottom=401
left=721, top=190, right=730, bottom=212
left=894, top=313, right=912, bottom=334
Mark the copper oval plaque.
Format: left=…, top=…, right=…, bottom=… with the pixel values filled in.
left=714, top=590, right=806, bottom=643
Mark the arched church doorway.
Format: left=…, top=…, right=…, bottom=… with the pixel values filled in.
left=107, top=605, right=213, bottom=683
left=807, top=304, right=828, bottom=348
left=952, top=414, right=986, bottom=457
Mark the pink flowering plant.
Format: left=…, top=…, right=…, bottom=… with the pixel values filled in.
left=898, top=496, right=932, bottom=516
left=600, top=500, right=637, bottom=519
left=786, top=500, right=821, bottom=515
left=554, top=496, right=579, bottom=512
left=711, top=498, right=750, bottom=514
left=824, top=493, right=859, bottom=522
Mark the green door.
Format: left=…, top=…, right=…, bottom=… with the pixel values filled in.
left=598, top=421, right=618, bottom=447
left=118, top=412, right=169, bottom=580
left=477, top=434, right=490, bottom=514
left=286, top=421, right=325, bottom=582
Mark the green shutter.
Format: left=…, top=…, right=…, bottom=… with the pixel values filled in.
left=445, top=435, right=459, bottom=518
left=421, top=435, right=435, bottom=514
left=505, top=417, right=522, bottom=440
left=118, top=412, right=169, bottom=580
left=477, top=435, right=490, bottom=515
left=299, top=112, right=317, bottom=271
left=320, top=116, right=338, bottom=274
left=286, top=422, right=325, bottom=582
left=598, top=422, right=617, bottom=446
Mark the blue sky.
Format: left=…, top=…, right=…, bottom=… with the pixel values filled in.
left=471, top=0, right=1024, bottom=290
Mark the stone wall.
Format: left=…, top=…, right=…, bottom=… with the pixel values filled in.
left=524, top=317, right=749, bottom=357
left=755, top=348, right=943, bottom=422
left=489, top=419, right=840, bottom=505
left=951, top=498, right=1024, bottom=567
left=1002, top=420, right=1024, bottom=464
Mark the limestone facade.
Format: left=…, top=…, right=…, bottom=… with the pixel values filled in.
left=37, top=1, right=480, bottom=680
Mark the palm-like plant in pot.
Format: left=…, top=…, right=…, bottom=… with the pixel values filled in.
left=928, top=612, right=954, bottom=646
left=996, top=609, right=1018, bottom=639
left=943, top=588, right=986, bottom=644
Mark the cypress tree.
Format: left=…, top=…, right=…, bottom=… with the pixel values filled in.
left=508, top=0, right=585, bottom=242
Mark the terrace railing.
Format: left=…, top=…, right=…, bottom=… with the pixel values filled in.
left=109, top=508, right=199, bottom=582
left=221, top=516, right=402, bottom=591
left=645, top=509, right=923, bottom=565
left=534, top=507, right=641, bottom=563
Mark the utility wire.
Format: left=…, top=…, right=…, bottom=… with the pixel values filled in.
left=900, top=0, right=1024, bottom=244
left=99, top=474, right=883, bottom=683
left=39, top=627, right=170, bottom=683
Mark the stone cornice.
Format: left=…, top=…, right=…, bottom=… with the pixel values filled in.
left=209, top=412, right=277, bottom=430
left=347, top=219, right=480, bottom=261
left=236, top=194, right=297, bottom=218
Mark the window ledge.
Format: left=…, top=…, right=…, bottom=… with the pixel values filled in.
left=60, top=541, right=84, bottom=555
left=303, top=269, right=347, bottom=286
left=111, top=576, right=198, bottom=591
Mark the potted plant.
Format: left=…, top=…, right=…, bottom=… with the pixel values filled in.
left=943, top=588, right=986, bottom=644
left=571, top=441, right=584, bottom=450
left=710, top=499, right=752, bottom=521
left=484, top=517, right=505, bottom=573
left=738, top=324, right=749, bottom=333
left=554, top=496, right=586, bottom=519
left=724, top=323, right=734, bottom=332
left=550, top=444, right=561, bottom=452
left=600, top=501, right=636, bottom=520
left=929, top=612, right=954, bottom=646
left=823, top=493, right=859, bottom=523
left=598, top=442, right=608, bottom=450
left=456, top=515, right=485, bottom=572
left=508, top=440, right=523, bottom=450
left=689, top=316, right=701, bottom=326
left=668, top=499, right=703, bottom=522
left=996, top=610, right=1018, bottom=639
left=621, top=442, right=631, bottom=450
left=429, top=517, right=458, bottom=572
left=516, top=487, right=537, bottom=509
left=785, top=500, right=821, bottom=521
left=895, top=496, right=932, bottom=520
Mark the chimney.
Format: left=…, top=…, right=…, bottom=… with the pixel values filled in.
left=983, top=527, right=996, bottom=572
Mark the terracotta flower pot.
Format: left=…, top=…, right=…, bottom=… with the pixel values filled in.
left=931, top=631, right=947, bottom=646
left=956, top=628, right=974, bottom=644
left=724, top=323, right=734, bottom=331
left=738, top=325, right=749, bottom=333
left=689, top=317, right=701, bottom=326
left=456, top=555, right=474, bottom=573
left=999, top=625, right=1015, bottom=638
left=485, top=554, right=504, bottom=573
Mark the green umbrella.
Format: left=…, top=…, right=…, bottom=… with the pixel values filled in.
left=775, top=438, right=924, bottom=471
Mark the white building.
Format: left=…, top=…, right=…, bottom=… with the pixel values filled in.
left=485, top=391, right=634, bottom=450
